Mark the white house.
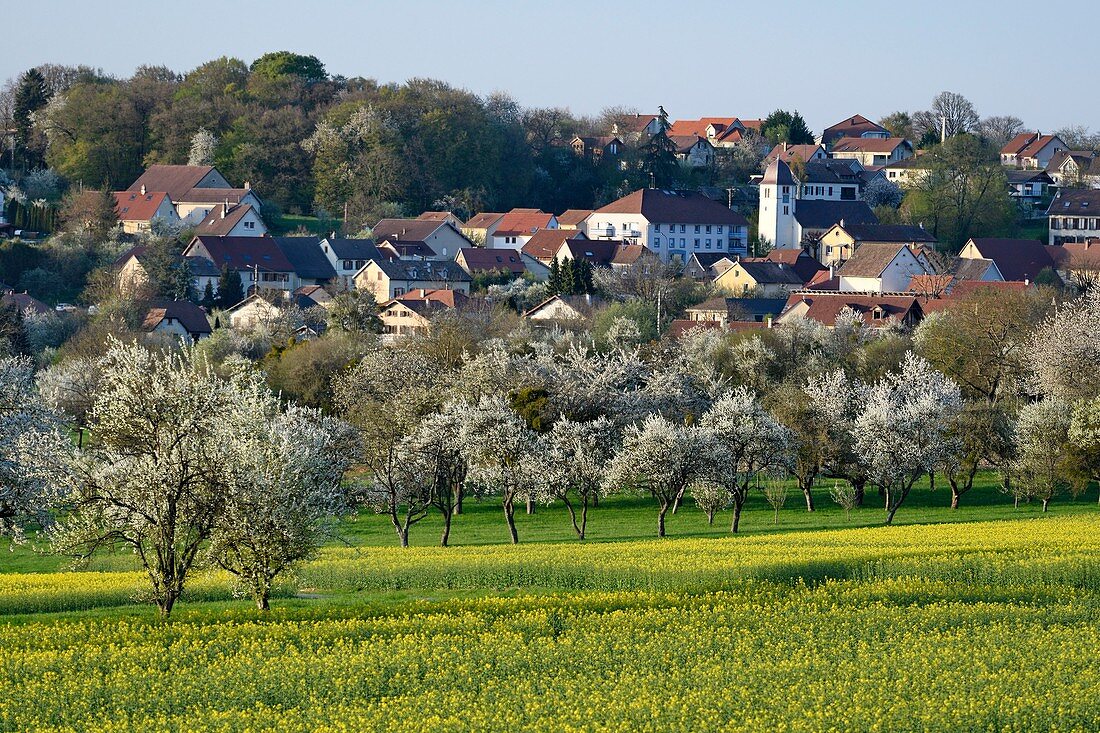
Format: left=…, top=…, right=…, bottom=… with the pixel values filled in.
left=829, top=138, right=913, bottom=167
left=486, top=209, right=558, bottom=250
left=371, top=218, right=471, bottom=260
left=759, top=159, right=879, bottom=250
left=1001, top=132, right=1067, bottom=169
left=112, top=190, right=180, bottom=233
left=836, top=242, right=931, bottom=293
left=1048, top=189, right=1100, bottom=245
left=127, top=165, right=263, bottom=225
left=669, top=135, right=716, bottom=167
left=193, top=202, right=267, bottom=237
left=586, top=188, right=749, bottom=263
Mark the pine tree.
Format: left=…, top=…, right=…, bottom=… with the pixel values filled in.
left=548, top=257, right=562, bottom=295
left=217, top=266, right=244, bottom=308
left=12, top=69, right=49, bottom=171
left=201, top=281, right=216, bottom=309
left=561, top=258, right=578, bottom=295
left=575, top=259, right=594, bottom=294
left=639, top=105, right=679, bottom=189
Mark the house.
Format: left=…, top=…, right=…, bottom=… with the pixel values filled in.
left=684, top=252, right=737, bottom=280
left=821, top=115, right=890, bottom=147
left=416, top=211, right=465, bottom=228
left=815, top=223, right=938, bottom=267
left=1000, top=132, right=1067, bottom=169
left=800, top=159, right=878, bottom=201
left=0, top=291, right=50, bottom=317
left=523, top=294, right=593, bottom=323
left=685, top=296, right=787, bottom=326
left=763, top=248, right=827, bottom=283
left=587, top=188, right=749, bottom=263
left=193, top=202, right=267, bottom=237
left=521, top=230, right=588, bottom=264
left=317, top=237, right=383, bottom=289
left=610, top=114, right=661, bottom=140
left=778, top=292, right=923, bottom=328
left=372, top=218, right=471, bottom=260
left=958, top=238, right=1056, bottom=280
left=669, top=135, right=716, bottom=167
left=1048, top=189, right=1100, bottom=245
left=354, top=258, right=471, bottom=301
left=1006, top=170, right=1053, bottom=216
left=114, top=244, right=221, bottom=298
left=608, top=243, right=661, bottom=272
left=273, top=237, right=339, bottom=287
left=141, top=300, right=211, bottom=342
left=668, top=117, right=754, bottom=148
left=714, top=258, right=806, bottom=297
left=1048, top=240, right=1100, bottom=287
left=487, top=209, right=558, bottom=249
left=127, top=165, right=263, bottom=225
left=765, top=144, right=828, bottom=164
left=455, top=247, right=527, bottom=277
left=380, top=289, right=471, bottom=339
left=557, top=209, right=593, bottom=233
left=1046, top=150, right=1100, bottom=188
left=225, top=294, right=282, bottom=331
left=835, top=242, right=931, bottom=293
left=829, top=138, right=913, bottom=167
left=884, top=155, right=933, bottom=186
left=183, top=236, right=297, bottom=294
left=759, top=159, right=878, bottom=250
left=462, top=212, right=505, bottom=246
left=292, top=285, right=332, bottom=309
left=570, top=136, right=624, bottom=160
left=112, top=190, right=179, bottom=233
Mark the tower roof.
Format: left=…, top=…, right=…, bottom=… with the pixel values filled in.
left=761, top=159, right=797, bottom=186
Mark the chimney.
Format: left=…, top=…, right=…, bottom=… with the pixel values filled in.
left=244, top=181, right=251, bottom=190
left=840, top=218, right=845, bottom=227
left=140, top=184, right=146, bottom=195
left=420, top=289, right=426, bottom=298
left=766, top=315, right=773, bottom=328
left=829, top=265, right=834, bottom=278
left=220, top=203, right=227, bottom=219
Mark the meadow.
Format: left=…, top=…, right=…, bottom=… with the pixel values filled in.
left=2, top=481, right=1099, bottom=731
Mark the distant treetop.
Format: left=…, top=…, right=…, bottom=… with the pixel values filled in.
left=249, top=52, right=328, bottom=84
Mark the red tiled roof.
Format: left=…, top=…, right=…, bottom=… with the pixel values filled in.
left=1018, top=134, right=1062, bottom=161
left=113, top=191, right=171, bottom=222
left=557, top=209, right=593, bottom=226
left=765, top=144, right=824, bottom=163
left=495, top=209, right=555, bottom=236
left=786, top=292, right=922, bottom=327
left=196, top=203, right=259, bottom=237
left=128, top=165, right=216, bottom=201
left=764, top=249, right=826, bottom=283
left=521, top=230, right=582, bottom=261
left=464, top=212, right=505, bottom=229
left=1002, top=132, right=1037, bottom=156
left=141, top=299, right=211, bottom=337
left=394, top=288, right=470, bottom=309
left=823, top=115, right=888, bottom=144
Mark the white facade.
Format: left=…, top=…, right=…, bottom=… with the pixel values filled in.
left=839, top=247, right=928, bottom=293
left=586, top=214, right=746, bottom=264
left=758, top=180, right=799, bottom=250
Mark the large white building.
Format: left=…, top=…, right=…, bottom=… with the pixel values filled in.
left=759, top=159, right=878, bottom=250
left=586, top=189, right=749, bottom=263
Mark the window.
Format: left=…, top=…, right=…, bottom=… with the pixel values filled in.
left=343, top=260, right=353, bottom=271
left=783, top=206, right=789, bottom=215
left=376, top=272, right=383, bottom=281
left=694, top=225, right=701, bottom=233
left=679, top=225, right=686, bottom=233
left=782, top=193, right=790, bottom=204
left=244, top=221, right=255, bottom=230
left=654, top=237, right=661, bottom=247
left=717, top=226, right=723, bottom=233
left=654, top=224, right=661, bottom=232
left=394, top=288, right=404, bottom=296
left=828, top=186, right=834, bottom=196
left=705, top=240, right=712, bottom=249
left=694, top=238, right=700, bottom=249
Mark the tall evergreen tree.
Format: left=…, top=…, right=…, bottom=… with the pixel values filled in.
left=560, top=258, right=578, bottom=295
left=12, top=68, right=49, bottom=171
left=201, top=281, right=216, bottom=309
left=548, top=257, right=562, bottom=295
left=217, top=266, right=243, bottom=308
left=639, top=105, right=679, bottom=189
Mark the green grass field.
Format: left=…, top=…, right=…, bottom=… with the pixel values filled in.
left=2, top=477, right=1099, bottom=731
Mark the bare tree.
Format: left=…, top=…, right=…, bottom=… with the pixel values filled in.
left=931, top=91, right=980, bottom=138
left=979, top=115, right=1024, bottom=148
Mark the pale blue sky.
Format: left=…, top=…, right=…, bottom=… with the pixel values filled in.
left=6, top=0, right=1097, bottom=133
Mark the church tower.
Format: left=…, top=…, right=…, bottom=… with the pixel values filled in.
left=759, top=158, right=800, bottom=250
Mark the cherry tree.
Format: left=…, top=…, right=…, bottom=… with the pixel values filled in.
left=805, top=370, right=871, bottom=505
left=460, top=396, right=534, bottom=544
left=1, top=356, right=68, bottom=540
left=207, top=382, right=356, bottom=609
left=530, top=416, right=617, bottom=539
left=1010, top=398, right=1074, bottom=512
left=853, top=353, right=962, bottom=524
left=605, top=415, right=707, bottom=537
left=1027, top=290, right=1100, bottom=401
left=698, top=387, right=793, bottom=532
left=402, top=404, right=467, bottom=546
left=52, top=341, right=238, bottom=616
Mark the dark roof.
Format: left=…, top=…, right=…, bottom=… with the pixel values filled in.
left=690, top=252, right=736, bottom=268
left=1048, top=189, right=1100, bottom=216
left=1006, top=169, right=1053, bottom=184
left=292, top=285, right=329, bottom=309
left=840, top=224, right=937, bottom=244
left=186, top=236, right=295, bottom=273
left=761, top=160, right=797, bottom=186
left=965, top=238, right=1054, bottom=281
left=686, top=296, right=786, bottom=318
left=802, top=160, right=864, bottom=185
left=822, top=115, right=889, bottom=145
left=734, top=259, right=805, bottom=285
left=595, top=189, right=749, bottom=226
left=764, top=249, right=827, bottom=282
left=274, top=237, right=337, bottom=280
left=1, top=292, right=50, bottom=316
left=187, top=257, right=221, bottom=277
left=837, top=243, right=911, bottom=278
left=793, top=200, right=878, bottom=230
left=950, top=257, right=998, bottom=281
left=380, top=240, right=438, bottom=259
left=142, top=300, right=211, bottom=337
left=128, top=165, right=216, bottom=201
left=372, top=218, right=445, bottom=243
left=370, top=258, right=471, bottom=283
left=560, top=240, right=620, bottom=266
left=786, top=292, right=922, bottom=327
left=456, top=247, right=527, bottom=275
left=324, top=237, right=381, bottom=261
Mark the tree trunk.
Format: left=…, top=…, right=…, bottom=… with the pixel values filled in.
left=563, top=497, right=582, bottom=539
left=950, top=488, right=961, bottom=510
left=398, top=526, right=409, bottom=548
left=455, top=483, right=464, bottom=515
left=801, top=479, right=815, bottom=512
left=730, top=495, right=745, bottom=533
left=707, top=509, right=715, bottom=525
left=657, top=502, right=669, bottom=537
left=579, top=497, right=588, bottom=540
left=440, top=508, right=453, bottom=547
left=504, top=498, right=519, bottom=544
left=928, top=471, right=936, bottom=492
left=1042, top=497, right=1050, bottom=513
left=256, top=592, right=270, bottom=611
left=853, top=479, right=866, bottom=507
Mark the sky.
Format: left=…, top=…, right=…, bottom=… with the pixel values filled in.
left=5, top=0, right=1097, bottom=134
